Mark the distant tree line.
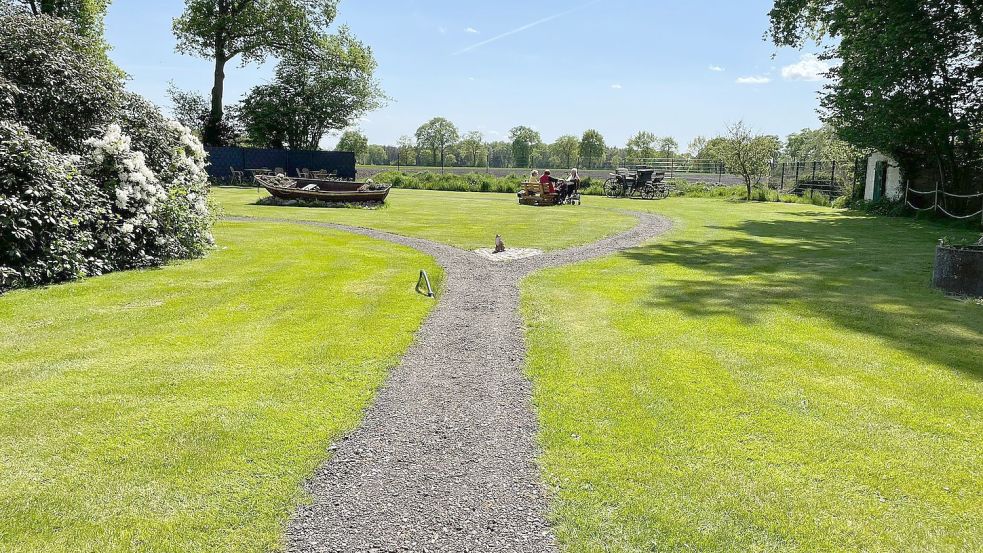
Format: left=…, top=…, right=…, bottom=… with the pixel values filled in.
left=337, top=116, right=858, bottom=195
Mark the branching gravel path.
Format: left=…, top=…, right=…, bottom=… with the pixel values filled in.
left=230, top=212, right=671, bottom=552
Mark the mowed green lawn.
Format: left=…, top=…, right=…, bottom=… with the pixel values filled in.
left=213, top=186, right=637, bottom=251
left=0, top=221, right=440, bottom=552
left=522, top=198, right=982, bottom=551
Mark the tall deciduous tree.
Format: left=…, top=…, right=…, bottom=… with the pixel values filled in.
left=336, top=129, right=367, bottom=162
left=487, top=140, right=513, bottom=168
left=551, top=135, right=580, bottom=168
left=237, top=45, right=382, bottom=150
left=580, top=129, right=605, bottom=169
left=458, top=131, right=484, bottom=167
left=173, top=0, right=352, bottom=146
left=719, top=121, right=781, bottom=199
left=658, top=136, right=679, bottom=158
left=4, top=0, right=110, bottom=39
left=396, top=135, right=415, bottom=166
left=415, top=117, right=458, bottom=169
left=769, top=0, right=983, bottom=192
left=509, top=126, right=541, bottom=168
left=688, top=136, right=709, bottom=158
left=784, top=125, right=860, bottom=161
left=366, top=144, right=387, bottom=165
left=625, top=131, right=657, bottom=163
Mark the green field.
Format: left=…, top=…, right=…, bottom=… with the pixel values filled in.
left=213, top=186, right=637, bottom=251
left=522, top=198, right=983, bottom=551
left=3, top=189, right=980, bottom=552
left=0, top=221, right=440, bottom=552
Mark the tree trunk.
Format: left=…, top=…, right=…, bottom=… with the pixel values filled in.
left=204, top=41, right=227, bottom=147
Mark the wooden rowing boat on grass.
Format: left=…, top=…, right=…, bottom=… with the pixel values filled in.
left=256, top=175, right=391, bottom=203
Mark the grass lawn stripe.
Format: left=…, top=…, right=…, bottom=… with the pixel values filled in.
left=0, top=221, right=441, bottom=552
left=522, top=198, right=982, bottom=551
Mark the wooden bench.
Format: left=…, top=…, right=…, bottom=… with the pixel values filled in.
left=518, top=182, right=560, bottom=206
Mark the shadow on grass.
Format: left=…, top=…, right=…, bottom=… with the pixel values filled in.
left=622, top=209, right=983, bottom=379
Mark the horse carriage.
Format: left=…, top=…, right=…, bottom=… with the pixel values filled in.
left=604, top=166, right=671, bottom=200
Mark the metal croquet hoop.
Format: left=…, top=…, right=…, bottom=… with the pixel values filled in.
left=416, top=270, right=435, bottom=298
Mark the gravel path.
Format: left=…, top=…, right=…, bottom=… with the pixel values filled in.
left=229, top=212, right=671, bottom=552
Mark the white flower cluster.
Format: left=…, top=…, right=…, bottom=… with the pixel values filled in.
left=163, top=119, right=210, bottom=217
left=84, top=124, right=167, bottom=234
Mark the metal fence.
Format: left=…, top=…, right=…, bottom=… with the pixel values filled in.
left=768, top=160, right=866, bottom=197
left=634, top=158, right=727, bottom=182
left=206, top=147, right=356, bottom=181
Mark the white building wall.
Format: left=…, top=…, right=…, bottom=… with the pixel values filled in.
left=864, top=152, right=904, bottom=200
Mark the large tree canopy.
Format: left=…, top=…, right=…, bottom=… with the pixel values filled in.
left=2, top=0, right=110, bottom=38
left=783, top=125, right=860, bottom=162
left=579, top=129, right=605, bottom=169
left=0, top=12, right=122, bottom=151
left=625, top=131, right=657, bottom=163
left=509, top=126, right=541, bottom=169
left=415, top=117, right=458, bottom=168
left=173, top=0, right=359, bottom=146
left=769, top=0, right=983, bottom=192
left=238, top=39, right=382, bottom=150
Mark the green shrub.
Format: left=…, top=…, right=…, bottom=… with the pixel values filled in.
left=0, top=122, right=109, bottom=292
left=0, top=14, right=214, bottom=292
left=376, top=171, right=523, bottom=194
left=81, top=121, right=213, bottom=270
left=0, top=13, right=123, bottom=152
left=846, top=197, right=909, bottom=216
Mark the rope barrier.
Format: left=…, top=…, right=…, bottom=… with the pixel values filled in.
left=905, top=201, right=936, bottom=212
left=938, top=206, right=983, bottom=220
left=942, top=191, right=983, bottom=199
left=904, top=183, right=983, bottom=222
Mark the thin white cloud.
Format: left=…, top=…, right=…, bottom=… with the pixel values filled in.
left=466, top=27, right=479, bottom=34
left=736, top=75, right=771, bottom=85
left=708, top=65, right=724, bottom=72
left=453, top=0, right=602, bottom=55
left=782, top=53, right=830, bottom=81
left=438, top=26, right=447, bottom=34
left=611, top=83, right=623, bottom=89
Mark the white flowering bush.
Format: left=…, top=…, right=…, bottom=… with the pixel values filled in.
left=81, top=120, right=214, bottom=271
left=0, top=15, right=215, bottom=293
left=0, top=121, right=109, bottom=291
left=83, top=124, right=169, bottom=268
left=118, top=95, right=215, bottom=260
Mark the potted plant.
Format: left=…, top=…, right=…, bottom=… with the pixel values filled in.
left=933, top=235, right=983, bottom=297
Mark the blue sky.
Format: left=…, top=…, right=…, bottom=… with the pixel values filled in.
left=105, top=0, right=829, bottom=150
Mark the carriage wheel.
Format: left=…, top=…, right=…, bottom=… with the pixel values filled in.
left=641, top=184, right=657, bottom=200
left=604, top=178, right=623, bottom=198
left=654, top=186, right=670, bottom=200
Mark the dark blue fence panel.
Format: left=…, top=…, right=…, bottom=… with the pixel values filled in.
left=205, top=147, right=356, bottom=181
left=243, top=149, right=287, bottom=173
left=206, top=148, right=245, bottom=180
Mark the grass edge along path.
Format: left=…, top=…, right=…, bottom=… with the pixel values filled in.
left=0, top=220, right=441, bottom=553
left=522, top=198, right=983, bottom=552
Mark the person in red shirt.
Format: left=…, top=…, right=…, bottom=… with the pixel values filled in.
left=539, top=170, right=558, bottom=193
